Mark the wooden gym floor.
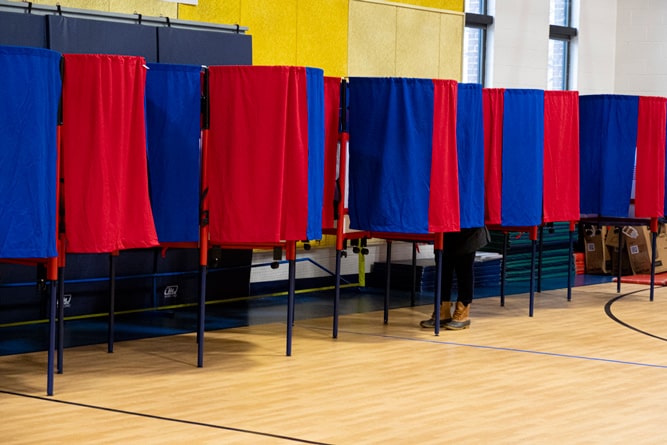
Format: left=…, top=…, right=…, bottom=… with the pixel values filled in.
left=2, top=281, right=667, bottom=444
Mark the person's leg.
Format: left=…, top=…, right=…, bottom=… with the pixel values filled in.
left=444, top=251, right=476, bottom=330
left=419, top=253, right=454, bottom=328
left=453, top=251, right=475, bottom=305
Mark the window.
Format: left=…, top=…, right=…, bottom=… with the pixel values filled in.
left=463, top=0, right=492, bottom=85
left=548, top=0, right=577, bottom=90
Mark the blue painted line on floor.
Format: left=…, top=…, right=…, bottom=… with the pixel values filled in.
left=314, top=327, right=667, bottom=370
left=304, top=285, right=667, bottom=370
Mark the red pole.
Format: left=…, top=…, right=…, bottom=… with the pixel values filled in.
left=200, top=128, right=209, bottom=267
left=336, top=131, right=349, bottom=251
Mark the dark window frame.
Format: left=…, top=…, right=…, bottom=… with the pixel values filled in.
left=548, top=0, right=578, bottom=90
left=464, top=5, right=493, bottom=85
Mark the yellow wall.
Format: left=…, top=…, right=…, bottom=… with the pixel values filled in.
left=348, top=0, right=464, bottom=79
left=179, top=0, right=349, bottom=77
left=389, top=0, right=463, bottom=12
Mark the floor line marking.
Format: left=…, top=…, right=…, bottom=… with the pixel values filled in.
left=0, top=390, right=332, bottom=445
left=304, top=325, right=667, bottom=370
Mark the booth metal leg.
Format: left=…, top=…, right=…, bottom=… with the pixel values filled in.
left=500, top=233, right=508, bottom=307
left=197, top=265, right=207, bottom=367
left=57, top=267, right=65, bottom=374
left=567, top=229, right=574, bottom=302
left=384, top=241, right=392, bottom=324
left=538, top=226, right=544, bottom=293
left=529, top=239, right=536, bottom=317
left=47, top=280, right=57, bottom=396
left=286, top=258, right=296, bottom=356
left=108, top=254, right=116, bottom=353
left=616, top=228, right=623, bottom=294
left=650, top=231, right=657, bottom=302
left=433, top=248, right=442, bottom=336
left=152, top=250, right=160, bottom=308
left=333, top=250, right=342, bottom=338
left=411, top=242, right=417, bottom=307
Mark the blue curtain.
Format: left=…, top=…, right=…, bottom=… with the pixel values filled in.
left=146, top=63, right=202, bottom=243
left=0, top=46, right=61, bottom=258
left=306, top=67, right=325, bottom=240
left=579, top=94, right=638, bottom=217
left=501, top=89, right=545, bottom=226
left=457, top=83, right=485, bottom=228
left=348, top=77, right=434, bottom=234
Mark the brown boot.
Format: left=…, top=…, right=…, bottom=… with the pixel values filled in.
left=444, top=301, right=471, bottom=330
left=419, top=301, right=452, bottom=328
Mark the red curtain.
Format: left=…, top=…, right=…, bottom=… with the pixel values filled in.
left=207, top=66, right=310, bottom=243
left=543, top=90, right=580, bottom=223
left=62, top=54, right=158, bottom=253
left=635, top=96, right=667, bottom=218
left=322, top=77, right=341, bottom=230
left=483, top=88, right=504, bottom=225
left=429, top=79, right=460, bottom=232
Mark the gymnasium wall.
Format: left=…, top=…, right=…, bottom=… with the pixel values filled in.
left=179, top=0, right=350, bottom=77
left=348, top=0, right=463, bottom=79
left=32, top=0, right=464, bottom=79
left=614, top=0, right=667, bottom=96
left=576, top=0, right=617, bottom=95
left=487, top=0, right=550, bottom=89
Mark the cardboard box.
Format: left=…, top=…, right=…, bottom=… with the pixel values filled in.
left=583, top=225, right=610, bottom=274
left=621, top=225, right=667, bottom=274
left=622, top=226, right=652, bottom=274
left=605, top=226, right=621, bottom=249
left=610, top=246, right=633, bottom=276
left=655, top=225, right=667, bottom=273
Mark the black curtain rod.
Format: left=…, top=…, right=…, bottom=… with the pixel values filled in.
left=0, top=0, right=247, bottom=33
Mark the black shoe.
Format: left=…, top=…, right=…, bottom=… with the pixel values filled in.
left=443, top=319, right=471, bottom=330
left=419, top=316, right=452, bottom=328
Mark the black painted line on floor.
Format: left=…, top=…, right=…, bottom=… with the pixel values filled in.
left=603, top=288, right=667, bottom=342
left=1, top=390, right=332, bottom=445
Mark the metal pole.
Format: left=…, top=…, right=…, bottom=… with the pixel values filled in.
left=197, top=264, right=207, bottom=367
left=108, top=254, right=116, bottom=353
left=529, top=238, right=536, bottom=317
left=384, top=241, right=392, bottom=324
left=650, top=230, right=657, bottom=302
left=567, top=226, right=574, bottom=302
left=537, top=225, right=544, bottom=293
left=57, top=266, right=65, bottom=374
left=46, top=280, right=57, bottom=396
left=433, top=248, right=442, bottom=336
left=286, top=257, right=296, bottom=356
left=411, top=242, right=417, bottom=306
left=333, top=250, right=342, bottom=338
left=616, top=228, right=623, bottom=293
left=500, top=232, right=508, bottom=307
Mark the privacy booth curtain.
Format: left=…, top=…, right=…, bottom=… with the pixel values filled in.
left=145, top=63, right=202, bottom=243
left=484, top=88, right=545, bottom=227
left=207, top=66, right=325, bottom=244
left=456, top=83, right=485, bottom=229
left=483, top=88, right=504, bottom=225
left=543, top=90, right=580, bottom=223
left=0, top=46, right=61, bottom=259
left=348, top=77, right=460, bottom=234
left=579, top=94, right=666, bottom=219
left=322, top=76, right=342, bottom=230
left=61, top=54, right=158, bottom=253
